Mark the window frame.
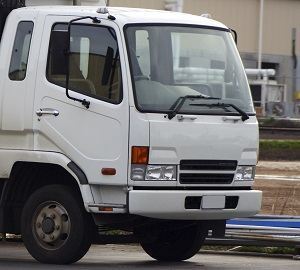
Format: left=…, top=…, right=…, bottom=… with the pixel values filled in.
left=124, top=23, right=256, bottom=117
left=8, top=20, right=34, bottom=81
left=46, top=22, right=123, bottom=105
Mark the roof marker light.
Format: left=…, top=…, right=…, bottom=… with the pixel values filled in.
left=201, top=13, right=212, bottom=19
left=97, top=7, right=109, bottom=14
left=97, top=7, right=116, bottom=20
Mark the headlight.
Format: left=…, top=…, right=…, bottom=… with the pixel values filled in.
left=145, top=165, right=177, bottom=181
left=234, top=166, right=255, bottom=181
left=131, top=165, right=177, bottom=181
left=131, top=165, right=147, bottom=181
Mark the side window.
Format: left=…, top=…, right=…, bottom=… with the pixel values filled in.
left=9, top=21, right=34, bottom=81
left=47, top=24, right=122, bottom=104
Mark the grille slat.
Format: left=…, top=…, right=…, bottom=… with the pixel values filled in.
left=180, top=160, right=237, bottom=171
left=179, top=159, right=236, bottom=185
left=180, top=173, right=234, bottom=184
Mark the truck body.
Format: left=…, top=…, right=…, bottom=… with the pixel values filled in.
left=0, top=1, right=262, bottom=264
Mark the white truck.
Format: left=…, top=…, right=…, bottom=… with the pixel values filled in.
left=0, top=0, right=262, bottom=264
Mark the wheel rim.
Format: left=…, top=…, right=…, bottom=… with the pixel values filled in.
left=32, top=201, right=71, bottom=250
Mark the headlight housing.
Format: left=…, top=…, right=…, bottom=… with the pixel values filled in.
left=131, top=165, right=177, bottom=181
left=234, top=166, right=255, bottom=181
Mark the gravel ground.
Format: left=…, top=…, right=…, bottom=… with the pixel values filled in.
left=255, top=161, right=300, bottom=215
left=257, top=161, right=300, bottom=176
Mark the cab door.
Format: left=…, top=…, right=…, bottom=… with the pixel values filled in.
left=33, top=16, right=129, bottom=197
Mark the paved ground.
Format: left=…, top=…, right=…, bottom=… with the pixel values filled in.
left=0, top=161, right=299, bottom=269
left=0, top=243, right=299, bottom=270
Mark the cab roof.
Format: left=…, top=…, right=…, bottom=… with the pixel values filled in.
left=18, top=6, right=228, bottom=30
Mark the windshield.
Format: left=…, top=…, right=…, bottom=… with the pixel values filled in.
left=125, top=25, right=255, bottom=115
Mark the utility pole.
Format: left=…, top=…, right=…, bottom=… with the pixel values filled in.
left=257, top=0, right=264, bottom=75
left=292, top=28, right=297, bottom=101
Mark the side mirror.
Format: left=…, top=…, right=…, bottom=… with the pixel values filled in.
left=64, top=16, right=100, bottom=109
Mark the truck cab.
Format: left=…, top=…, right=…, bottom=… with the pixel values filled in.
left=0, top=2, right=262, bottom=264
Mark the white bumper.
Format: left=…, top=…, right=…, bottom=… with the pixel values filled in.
left=129, top=190, right=262, bottom=220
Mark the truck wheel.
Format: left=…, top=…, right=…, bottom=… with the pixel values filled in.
left=139, top=223, right=207, bottom=261
left=21, top=185, right=92, bottom=264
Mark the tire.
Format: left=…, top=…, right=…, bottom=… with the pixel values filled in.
left=139, top=222, right=207, bottom=262
left=21, top=185, right=92, bottom=264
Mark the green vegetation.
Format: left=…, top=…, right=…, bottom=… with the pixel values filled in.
left=202, top=245, right=298, bottom=255
left=236, top=246, right=297, bottom=255
left=259, top=140, right=300, bottom=160
left=260, top=140, right=300, bottom=150
left=259, top=117, right=300, bottom=128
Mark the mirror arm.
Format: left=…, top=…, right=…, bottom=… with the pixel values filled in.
left=65, top=16, right=101, bottom=109
left=230, top=28, right=238, bottom=45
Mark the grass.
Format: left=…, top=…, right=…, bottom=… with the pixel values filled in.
left=259, top=117, right=300, bottom=128
left=260, top=140, right=300, bottom=150
left=236, top=246, right=297, bottom=255
left=202, top=245, right=299, bottom=255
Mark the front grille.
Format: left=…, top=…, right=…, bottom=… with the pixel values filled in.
left=180, top=160, right=237, bottom=171
left=180, top=173, right=234, bottom=184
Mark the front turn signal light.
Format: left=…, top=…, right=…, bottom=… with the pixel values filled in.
left=131, top=146, right=149, bottom=164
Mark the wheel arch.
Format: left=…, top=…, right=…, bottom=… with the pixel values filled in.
left=1, top=152, right=94, bottom=234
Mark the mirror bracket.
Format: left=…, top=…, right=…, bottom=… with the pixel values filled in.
left=230, top=28, right=238, bottom=44
left=66, top=16, right=101, bottom=109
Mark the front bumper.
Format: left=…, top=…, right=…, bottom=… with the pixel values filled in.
left=129, top=189, right=262, bottom=220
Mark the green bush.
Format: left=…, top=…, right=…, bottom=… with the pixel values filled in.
left=259, top=140, right=300, bottom=160
left=260, top=140, right=300, bottom=150
left=259, top=117, right=300, bottom=128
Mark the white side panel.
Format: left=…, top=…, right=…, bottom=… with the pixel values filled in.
left=0, top=9, right=44, bottom=150
left=33, top=16, right=130, bottom=191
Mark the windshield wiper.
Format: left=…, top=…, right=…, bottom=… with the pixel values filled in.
left=190, top=102, right=250, bottom=121
left=168, top=95, right=220, bottom=120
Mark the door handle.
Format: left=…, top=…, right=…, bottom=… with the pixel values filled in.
left=36, top=108, right=59, bottom=117
left=177, top=115, right=197, bottom=121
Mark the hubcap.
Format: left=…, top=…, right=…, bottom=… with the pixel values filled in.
left=32, top=201, right=71, bottom=250
left=41, top=218, right=55, bottom=234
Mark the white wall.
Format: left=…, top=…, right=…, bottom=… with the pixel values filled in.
left=25, top=0, right=106, bottom=6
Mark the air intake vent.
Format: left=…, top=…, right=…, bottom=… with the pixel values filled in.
left=180, top=160, right=237, bottom=171
left=180, top=173, right=234, bottom=184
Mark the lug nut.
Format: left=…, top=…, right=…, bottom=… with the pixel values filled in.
left=36, top=222, right=41, bottom=228
left=55, top=225, right=60, bottom=230
left=42, top=213, right=46, bottom=218
left=40, top=233, right=45, bottom=239
left=50, top=235, right=55, bottom=240
left=50, top=214, right=56, bottom=219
